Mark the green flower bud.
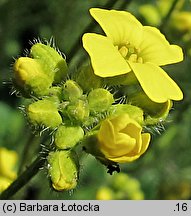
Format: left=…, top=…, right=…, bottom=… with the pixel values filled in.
left=47, top=150, right=79, bottom=191
left=13, top=57, right=52, bottom=96
left=108, top=104, right=143, bottom=125
left=64, top=99, right=89, bottom=122
left=75, top=65, right=103, bottom=92
left=88, top=88, right=114, bottom=113
left=62, top=80, right=83, bottom=102
left=27, top=99, right=62, bottom=129
left=55, top=125, right=84, bottom=149
left=30, top=43, right=68, bottom=83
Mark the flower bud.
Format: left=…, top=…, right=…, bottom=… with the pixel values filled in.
left=64, top=99, right=89, bottom=122
left=30, top=43, right=68, bottom=83
left=88, top=88, right=114, bottom=113
left=62, top=80, right=83, bottom=102
left=97, top=114, right=150, bottom=163
left=55, top=125, right=84, bottom=149
left=47, top=150, right=79, bottom=191
left=27, top=99, right=62, bottom=129
left=13, top=57, right=52, bottom=96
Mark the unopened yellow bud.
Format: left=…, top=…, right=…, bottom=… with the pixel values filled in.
left=97, top=114, right=150, bottom=163
left=27, top=99, right=62, bottom=129
left=13, top=57, right=52, bottom=96
left=47, top=150, right=79, bottom=191
left=55, top=125, right=84, bottom=149
left=88, top=88, right=114, bottom=113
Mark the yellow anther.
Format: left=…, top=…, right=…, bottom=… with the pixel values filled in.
left=119, top=46, right=128, bottom=58
left=129, top=54, right=138, bottom=63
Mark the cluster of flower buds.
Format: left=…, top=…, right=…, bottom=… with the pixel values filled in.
left=12, top=8, right=183, bottom=191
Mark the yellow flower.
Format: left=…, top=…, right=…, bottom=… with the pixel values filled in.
left=0, top=147, right=18, bottom=192
left=82, top=8, right=183, bottom=103
left=97, top=114, right=150, bottom=163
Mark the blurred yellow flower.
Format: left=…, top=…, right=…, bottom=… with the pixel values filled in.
left=96, top=186, right=114, bottom=200
left=97, top=114, right=150, bottom=163
left=0, top=147, right=18, bottom=192
left=82, top=8, right=183, bottom=103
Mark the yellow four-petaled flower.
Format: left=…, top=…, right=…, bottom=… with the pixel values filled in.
left=82, top=8, right=183, bottom=103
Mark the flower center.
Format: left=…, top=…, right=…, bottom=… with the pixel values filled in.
left=118, top=44, right=143, bottom=63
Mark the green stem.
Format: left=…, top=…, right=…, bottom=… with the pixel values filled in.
left=18, top=132, right=38, bottom=175
left=160, top=0, right=179, bottom=31
left=0, top=154, right=47, bottom=200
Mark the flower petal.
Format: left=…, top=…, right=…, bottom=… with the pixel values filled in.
left=139, top=133, right=151, bottom=155
left=89, top=8, right=143, bottom=47
left=108, top=154, right=140, bottom=163
left=98, top=119, right=115, bottom=145
left=140, top=26, right=183, bottom=66
left=82, top=33, right=131, bottom=77
left=128, top=62, right=183, bottom=103
left=109, top=114, right=130, bottom=132
left=106, top=133, right=136, bottom=157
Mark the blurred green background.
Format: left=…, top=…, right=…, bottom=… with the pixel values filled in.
left=0, top=0, right=191, bottom=199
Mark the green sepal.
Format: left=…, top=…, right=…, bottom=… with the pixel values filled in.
left=108, top=104, right=144, bottom=125
left=82, top=133, right=117, bottom=167
left=121, top=82, right=172, bottom=125
left=30, top=43, right=68, bottom=83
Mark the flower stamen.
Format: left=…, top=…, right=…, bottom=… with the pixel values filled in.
left=118, top=44, right=141, bottom=63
